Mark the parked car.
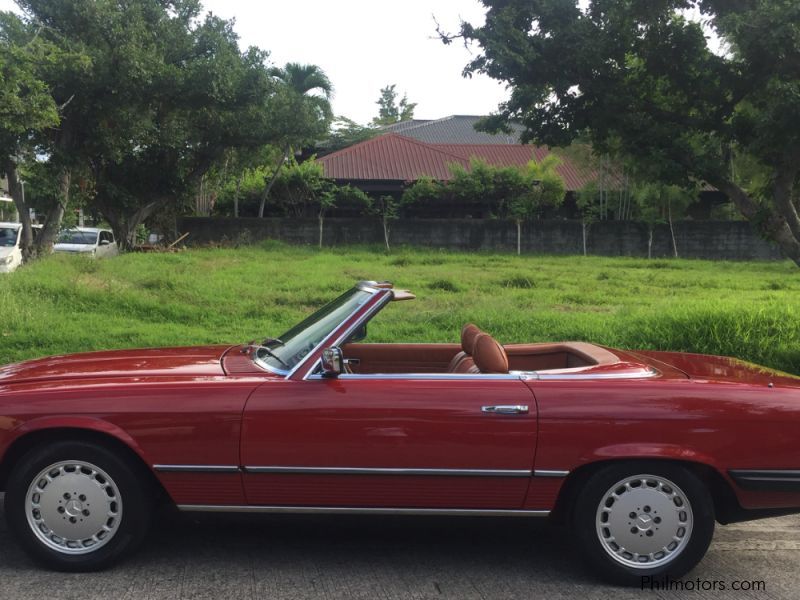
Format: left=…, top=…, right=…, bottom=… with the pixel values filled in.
left=0, top=281, right=798, bottom=583
left=53, top=227, right=118, bottom=258
left=0, top=222, right=42, bottom=273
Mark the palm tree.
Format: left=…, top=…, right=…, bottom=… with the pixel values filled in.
left=259, top=63, right=334, bottom=217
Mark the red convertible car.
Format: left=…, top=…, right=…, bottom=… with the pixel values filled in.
left=0, top=281, right=799, bottom=584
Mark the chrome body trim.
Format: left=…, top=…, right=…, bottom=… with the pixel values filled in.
left=307, top=373, right=523, bottom=381
left=243, top=466, right=532, bottom=477
left=177, top=505, right=550, bottom=517
left=153, top=464, right=241, bottom=473
left=294, top=289, right=392, bottom=381
left=533, top=469, right=570, bottom=478
left=522, top=367, right=658, bottom=381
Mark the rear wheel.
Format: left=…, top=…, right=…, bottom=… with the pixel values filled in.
left=4, top=440, right=153, bottom=571
left=572, top=462, right=715, bottom=586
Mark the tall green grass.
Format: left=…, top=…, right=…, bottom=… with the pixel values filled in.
left=1, top=241, right=798, bottom=374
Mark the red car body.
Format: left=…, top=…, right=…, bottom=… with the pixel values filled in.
left=0, top=281, right=798, bottom=578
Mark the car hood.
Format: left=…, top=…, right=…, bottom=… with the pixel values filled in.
left=0, top=345, right=232, bottom=385
left=0, top=247, right=15, bottom=259
left=53, top=243, right=95, bottom=253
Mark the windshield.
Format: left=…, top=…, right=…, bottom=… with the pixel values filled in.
left=0, top=227, right=19, bottom=248
left=255, top=287, right=373, bottom=373
left=58, top=231, right=98, bottom=245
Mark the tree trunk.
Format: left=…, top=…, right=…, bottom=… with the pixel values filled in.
left=258, top=145, right=290, bottom=218
left=668, top=200, right=678, bottom=258
left=382, top=216, right=391, bottom=252
left=2, top=159, right=35, bottom=262
left=318, top=211, right=324, bottom=249
left=516, top=220, right=521, bottom=256
left=581, top=221, right=587, bottom=256
left=710, top=177, right=800, bottom=267
left=234, top=174, right=242, bottom=218
left=648, top=226, right=653, bottom=259
left=99, top=199, right=160, bottom=252
left=34, top=168, right=71, bottom=255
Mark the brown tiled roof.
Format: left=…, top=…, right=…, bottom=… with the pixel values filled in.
left=318, top=134, right=620, bottom=191
left=318, top=134, right=471, bottom=182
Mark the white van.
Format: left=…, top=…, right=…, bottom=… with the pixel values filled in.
left=54, top=227, right=119, bottom=258
left=0, top=222, right=37, bottom=273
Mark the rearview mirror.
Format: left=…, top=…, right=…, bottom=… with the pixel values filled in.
left=320, top=347, right=344, bottom=378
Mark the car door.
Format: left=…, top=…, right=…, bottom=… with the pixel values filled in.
left=241, top=375, right=538, bottom=510
left=97, top=231, right=109, bottom=257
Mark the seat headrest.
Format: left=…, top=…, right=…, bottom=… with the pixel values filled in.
left=461, top=323, right=482, bottom=355
left=473, top=333, right=509, bottom=374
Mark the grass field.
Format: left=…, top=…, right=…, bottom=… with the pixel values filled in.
left=1, top=241, right=799, bottom=374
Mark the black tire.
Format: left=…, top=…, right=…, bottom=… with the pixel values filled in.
left=4, top=440, right=153, bottom=571
left=572, top=462, right=715, bottom=586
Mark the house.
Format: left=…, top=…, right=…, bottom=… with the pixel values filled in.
left=317, top=129, right=614, bottom=197
left=317, top=115, right=725, bottom=219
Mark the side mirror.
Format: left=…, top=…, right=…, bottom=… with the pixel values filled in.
left=320, top=347, right=344, bottom=378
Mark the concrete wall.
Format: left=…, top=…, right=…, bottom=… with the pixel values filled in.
left=179, top=217, right=783, bottom=260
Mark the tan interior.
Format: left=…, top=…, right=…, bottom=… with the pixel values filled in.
left=342, top=336, right=616, bottom=375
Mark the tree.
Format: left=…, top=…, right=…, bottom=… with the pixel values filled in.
left=257, top=62, right=334, bottom=217
left=507, top=156, right=565, bottom=255
left=322, top=116, right=379, bottom=154
left=369, top=195, right=399, bottom=252
left=576, top=181, right=602, bottom=256
left=446, top=0, right=800, bottom=266
left=0, top=9, right=88, bottom=260
left=371, top=84, right=417, bottom=126
left=631, top=183, right=695, bottom=258
left=266, top=159, right=368, bottom=248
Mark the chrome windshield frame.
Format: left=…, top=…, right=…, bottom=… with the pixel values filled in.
left=294, top=288, right=393, bottom=380
left=251, top=283, right=389, bottom=379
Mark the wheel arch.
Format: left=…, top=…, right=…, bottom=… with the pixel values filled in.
left=550, top=458, right=742, bottom=525
left=0, top=424, right=167, bottom=500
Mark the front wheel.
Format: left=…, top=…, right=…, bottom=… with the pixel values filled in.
left=572, top=462, right=715, bottom=586
left=4, top=440, right=153, bottom=571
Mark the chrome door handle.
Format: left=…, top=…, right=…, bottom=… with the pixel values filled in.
left=481, top=405, right=529, bottom=415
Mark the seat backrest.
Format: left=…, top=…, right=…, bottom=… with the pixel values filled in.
left=446, top=323, right=482, bottom=372
left=472, top=333, right=509, bottom=374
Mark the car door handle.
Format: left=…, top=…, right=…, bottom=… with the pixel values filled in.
left=481, top=405, right=529, bottom=415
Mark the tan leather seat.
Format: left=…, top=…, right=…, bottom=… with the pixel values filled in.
left=472, top=333, right=509, bottom=374
left=446, top=323, right=482, bottom=372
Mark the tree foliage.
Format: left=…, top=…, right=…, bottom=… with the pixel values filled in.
left=372, top=84, right=417, bottom=126
left=1, top=0, right=334, bottom=253
left=321, top=116, right=379, bottom=154
left=448, top=0, right=800, bottom=265
left=402, top=157, right=565, bottom=229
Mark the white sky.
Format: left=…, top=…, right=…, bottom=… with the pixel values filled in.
left=200, top=0, right=507, bottom=124
left=0, top=0, right=508, bottom=125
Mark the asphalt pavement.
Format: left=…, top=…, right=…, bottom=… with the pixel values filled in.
left=0, top=494, right=797, bottom=599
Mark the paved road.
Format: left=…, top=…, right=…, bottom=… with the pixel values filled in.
left=0, top=495, right=798, bottom=600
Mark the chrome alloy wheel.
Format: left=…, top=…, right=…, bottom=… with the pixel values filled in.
left=25, top=460, right=123, bottom=555
left=595, top=474, right=693, bottom=569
